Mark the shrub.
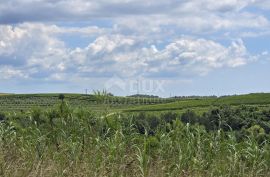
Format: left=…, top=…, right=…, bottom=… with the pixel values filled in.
left=181, top=110, right=198, bottom=124
left=161, top=112, right=178, bottom=124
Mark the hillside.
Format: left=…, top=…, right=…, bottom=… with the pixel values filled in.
left=126, top=93, right=270, bottom=112
left=0, top=92, right=270, bottom=112
left=0, top=93, right=174, bottom=111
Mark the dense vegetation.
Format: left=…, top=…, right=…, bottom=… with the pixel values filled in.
left=1, top=100, right=270, bottom=176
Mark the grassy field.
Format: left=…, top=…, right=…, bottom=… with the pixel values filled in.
left=0, top=93, right=174, bottom=112
left=1, top=93, right=270, bottom=176
left=1, top=102, right=270, bottom=176
left=126, top=93, right=270, bottom=112
left=1, top=93, right=270, bottom=113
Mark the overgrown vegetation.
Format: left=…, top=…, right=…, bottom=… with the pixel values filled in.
left=1, top=101, right=270, bottom=176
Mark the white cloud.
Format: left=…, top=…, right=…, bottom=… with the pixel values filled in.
left=0, top=20, right=262, bottom=80
left=142, top=38, right=250, bottom=76
left=69, top=36, right=254, bottom=78
left=0, top=23, right=261, bottom=81
left=0, top=1, right=269, bottom=95
left=87, top=35, right=135, bottom=54
left=0, top=66, right=28, bottom=79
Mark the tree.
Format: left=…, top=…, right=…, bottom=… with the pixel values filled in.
left=58, top=94, right=65, bottom=103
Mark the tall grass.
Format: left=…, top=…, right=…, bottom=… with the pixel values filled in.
left=0, top=103, right=270, bottom=176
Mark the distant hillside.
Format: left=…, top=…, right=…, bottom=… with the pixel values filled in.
left=1, top=92, right=270, bottom=113
left=0, top=93, right=173, bottom=111
left=127, top=94, right=160, bottom=98
left=126, top=93, right=270, bottom=112
left=172, top=95, right=218, bottom=99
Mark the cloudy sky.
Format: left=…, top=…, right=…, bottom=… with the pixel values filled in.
left=0, top=0, right=270, bottom=96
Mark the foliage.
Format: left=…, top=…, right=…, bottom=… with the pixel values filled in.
left=1, top=103, right=270, bottom=176
left=58, top=93, right=65, bottom=101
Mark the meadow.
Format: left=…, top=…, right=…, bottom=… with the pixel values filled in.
left=126, top=93, right=270, bottom=112
left=0, top=93, right=174, bottom=112
left=1, top=93, right=270, bottom=176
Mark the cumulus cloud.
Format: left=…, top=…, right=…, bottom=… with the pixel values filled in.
left=0, top=0, right=268, bottom=82
left=0, top=66, right=28, bottom=79
left=140, top=37, right=251, bottom=76
left=0, top=24, right=255, bottom=81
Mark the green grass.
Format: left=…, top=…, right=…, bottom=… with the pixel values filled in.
left=215, top=93, right=270, bottom=105
left=126, top=93, right=270, bottom=112
left=1, top=94, right=270, bottom=176
left=1, top=104, right=270, bottom=176
left=0, top=93, right=174, bottom=112
left=1, top=92, right=270, bottom=113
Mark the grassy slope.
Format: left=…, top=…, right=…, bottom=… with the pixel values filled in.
left=0, top=93, right=172, bottom=111
left=1, top=93, right=270, bottom=112
left=126, top=93, right=270, bottom=112
left=0, top=93, right=109, bottom=111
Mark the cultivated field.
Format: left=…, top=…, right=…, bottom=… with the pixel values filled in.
left=1, top=93, right=270, bottom=113
left=127, top=93, right=270, bottom=112
left=0, top=93, right=175, bottom=112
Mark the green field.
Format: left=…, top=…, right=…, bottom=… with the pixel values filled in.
left=126, top=93, right=270, bottom=112
left=0, top=93, right=174, bottom=112
left=1, top=93, right=270, bottom=176
left=1, top=93, right=270, bottom=113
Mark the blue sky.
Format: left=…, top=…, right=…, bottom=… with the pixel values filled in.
left=0, top=0, right=270, bottom=97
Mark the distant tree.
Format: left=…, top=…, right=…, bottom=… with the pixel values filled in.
left=107, top=92, right=114, bottom=97
left=58, top=94, right=65, bottom=103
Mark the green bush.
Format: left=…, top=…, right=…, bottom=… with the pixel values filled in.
left=181, top=109, right=198, bottom=124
